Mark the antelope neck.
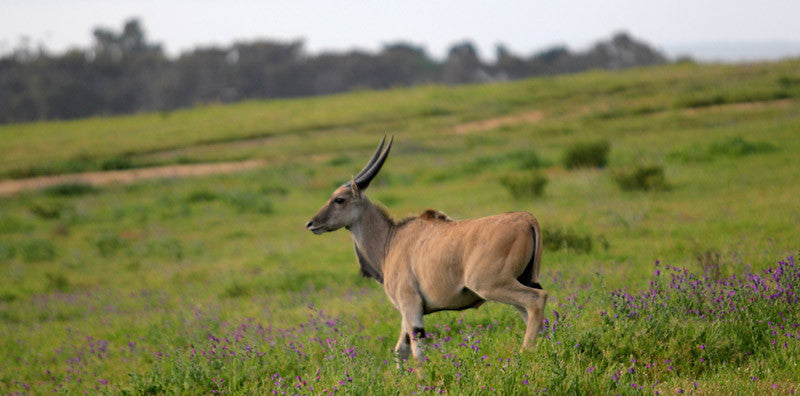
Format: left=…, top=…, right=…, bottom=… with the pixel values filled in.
left=348, top=199, right=393, bottom=277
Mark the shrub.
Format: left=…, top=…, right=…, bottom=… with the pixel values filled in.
left=542, top=227, right=595, bottom=253
left=708, top=136, right=775, bottom=157
left=100, top=155, right=135, bottom=170
left=668, top=136, right=776, bottom=163
left=185, top=189, right=219, bottom=203
left=563, top=140, right=610, bottom=169
left=43, top=182, right=99, bottom=196
left=220, top=281, right=250, bottom=298
left=28, top=200, right=67, bottom=219
left=92, top=231, right=128, bottom=257
left=45, top=272, right=70, bottom=292
left=20, top=239, right=56, bottom=262
left=676, top=93, right=727, bottom=109
left=778, top=75, right=800, bottom=87
left=614, top=165, right=667, bottom=191
left=0, top=291, right=17, bottom=303
left=499, top=172, right=548, bottom=198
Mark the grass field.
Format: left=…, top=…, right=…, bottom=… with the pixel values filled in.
left=1, top=59, right=800, bottom=395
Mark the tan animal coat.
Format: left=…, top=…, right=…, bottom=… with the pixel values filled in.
left=307, top=136, right=547, bottom=363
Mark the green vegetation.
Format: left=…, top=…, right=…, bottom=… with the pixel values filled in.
left=613, top=165, right=669, bottom=191
left=499, top=171, right=548, bottom=198
left=1, top=59, right=800, bottom=394
left=563, top=140, right=610, bottom=169
left=669, top=136, right=777, bottom=163
left=542, top=227, right=601, bottom=253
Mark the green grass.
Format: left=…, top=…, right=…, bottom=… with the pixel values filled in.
left=1, top=59, right=800, bottom=394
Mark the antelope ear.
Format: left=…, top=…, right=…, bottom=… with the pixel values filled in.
left=349, top=177, right=361, bottom=198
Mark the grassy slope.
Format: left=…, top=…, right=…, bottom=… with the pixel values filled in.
left=1, top=60, right=799, bottom=394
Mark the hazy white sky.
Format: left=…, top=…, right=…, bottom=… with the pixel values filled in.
left=1, top=0, right=799, bottom=60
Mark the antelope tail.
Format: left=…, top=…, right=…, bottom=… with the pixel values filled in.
left=530, top=221, right=543, bottom=290
left=516, top=221, right=543, bottom=290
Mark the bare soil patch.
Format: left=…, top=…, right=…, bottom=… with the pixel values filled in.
left=451, top=110, right=544, bottom=134
left=0, top=159, right=264, bottom=197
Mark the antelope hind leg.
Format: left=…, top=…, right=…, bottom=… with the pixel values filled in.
left=522, top=288, right=547, bottom=349
left=468, top=280, right=547, bottom=350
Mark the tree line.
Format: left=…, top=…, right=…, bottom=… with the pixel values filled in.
left=0, top=19, right=668, bottom=123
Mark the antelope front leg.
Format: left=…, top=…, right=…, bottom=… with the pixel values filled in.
left=395, top=292, right=426, bottom=365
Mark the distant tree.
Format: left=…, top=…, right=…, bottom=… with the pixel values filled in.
left=88, top=18, right=166, bottom=114
left=442, top=41, right=488, bottom=84
left=91, top=19, right=162, bottom=62
left=579, top=32, right=667, bottom=70
left=494, top=44, right=528, bottom=79
left=0, top=20, right=670, bottom=124
left=231, top=40, right=305, bottom=98
left=375, top=43, right=439, bottom=86
left=166, top=47, right=234, bottom=106
left=528, top=46, right=575, bottom=75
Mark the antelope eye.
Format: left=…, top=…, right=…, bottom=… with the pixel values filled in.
left=333, top=197, right=346, bottom=204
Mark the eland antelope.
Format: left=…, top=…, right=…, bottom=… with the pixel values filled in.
left=306, top=136, right=547, bottom=363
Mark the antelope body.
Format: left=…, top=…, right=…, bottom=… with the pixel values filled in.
left=306, top=136, right=547, bottom=362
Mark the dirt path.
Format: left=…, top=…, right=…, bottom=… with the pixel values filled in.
left=4, top=98, right=790, bottom=197
left=1, top=111, right=547, bottom=197
left=451, top=110, right=544, bottom=134
left=0, top=159, right=264, bottom=197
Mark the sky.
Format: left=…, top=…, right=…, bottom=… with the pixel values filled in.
left=2, top=0, right=800, bottom=62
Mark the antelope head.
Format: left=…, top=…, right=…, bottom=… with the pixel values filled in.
left=306, top=136, right=393, bottom=234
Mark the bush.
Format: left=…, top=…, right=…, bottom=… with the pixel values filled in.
left=0, top=291, right=17, bottom=303
left=542, top=227, right=596, bottom=253
left=100, top=155, right=135, bottom=170
left=499, top=172, right=548, bottom=198
left=185, top=189, right=219, bottom=203
left=28, top=200, right=68, bottom=219
left=676, top=93, right=727, bottom=109
left=668, top=136, right=776, bottom=163
left=20, top=239, right=56, bottom=262
left=708, top=136, right=775, bottom=157
left=43, top=182, right=99, bottom=196
left=614, top=165, right=668, bottom=191
left=45, top=272, right=70, bottom=292
left=220, top=281, right=250, bottom=298
left=92, top=231, right=129, bottom=257
left=563, top=141, right=610, bottom=169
